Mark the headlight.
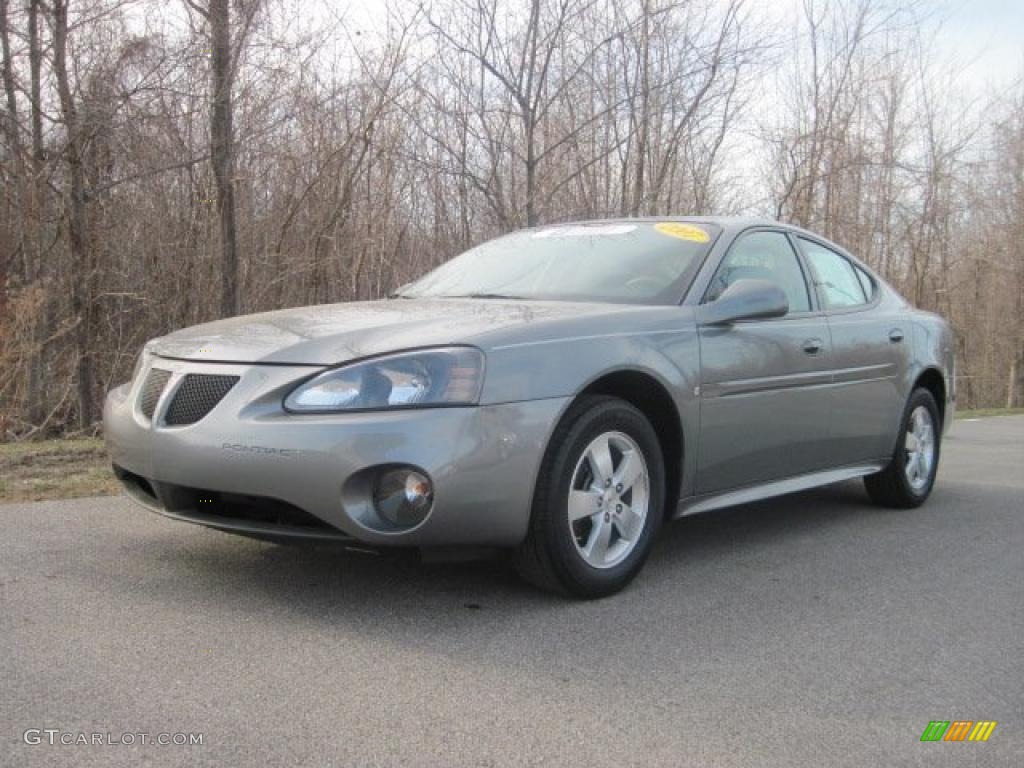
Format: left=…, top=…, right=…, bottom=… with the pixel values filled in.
left=284, top=347, right=485, bottom=413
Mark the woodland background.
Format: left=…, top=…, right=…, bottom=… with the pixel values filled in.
left=0, top=0, right=1022, bottom=439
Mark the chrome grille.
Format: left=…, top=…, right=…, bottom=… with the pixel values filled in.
left=139, top=368, right=172, bottom=419
left=164, top=374, right=239, bottom=426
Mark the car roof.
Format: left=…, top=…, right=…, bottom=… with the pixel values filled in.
left=566, top=215, right=781, bottom=233
left=568, top=216, right=857, bottom=251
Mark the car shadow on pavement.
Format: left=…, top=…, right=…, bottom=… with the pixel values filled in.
left=653, top=477, right=882, bottom=564
left=77, top=474, right=999, bottom=688
left=143, top=478, right=886, bottom=614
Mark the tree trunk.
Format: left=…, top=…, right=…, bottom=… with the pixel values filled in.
left=53, top=0, right=96, bottom=429
left=0, top=0, right=23, bottom=302
left=1008, top=357, right=1019, bottom=410
left=210, top=0, right=239, bottom=317
left=28, top=0, right=43, bottom=175
left=524, top=107, right=538, bottom=228
left=629, top=0, right=651, bottom=217
left=26, top=0, right=46, bottom=426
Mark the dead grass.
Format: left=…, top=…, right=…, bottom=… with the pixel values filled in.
left=0, top=438, right=120, bottom=504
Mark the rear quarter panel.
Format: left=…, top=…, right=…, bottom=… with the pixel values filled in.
left=910, top=310, right=956, bottom=433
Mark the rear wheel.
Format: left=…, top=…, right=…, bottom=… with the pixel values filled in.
left=514, top=395, right=665, bottom=598
left=864, top=388, right=941, bottom=508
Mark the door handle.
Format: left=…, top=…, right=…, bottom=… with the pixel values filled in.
left=889, top=329, right=905, bottom=343
left=802, top=338, right=823, bottom=355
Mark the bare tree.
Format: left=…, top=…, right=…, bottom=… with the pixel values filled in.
left=185, top=0, right=258, bottom=316
left=1, top=0, right=1023, bottom=436
left=425, top=0, right=624, bottom=227
left=52, top=0, right=98, bottom=428
left=0, top=0, right=22, bottom=302
left=990, top=92, right=1024, bottom=407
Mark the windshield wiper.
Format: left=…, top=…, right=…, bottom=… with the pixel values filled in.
left=442, top=292, right=524, bottom=300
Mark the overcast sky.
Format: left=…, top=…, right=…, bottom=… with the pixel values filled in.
left=937, top=0, right=1024, bottom=90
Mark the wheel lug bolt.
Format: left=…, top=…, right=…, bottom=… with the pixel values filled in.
left=605, top=479, right=612, bottom=487
left=616, top=504, right=623, bottom=513
left=615, top=484, right=623, bottom=492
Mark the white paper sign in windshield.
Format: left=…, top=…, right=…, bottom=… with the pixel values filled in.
left=532, top=224, right=637, bottom=238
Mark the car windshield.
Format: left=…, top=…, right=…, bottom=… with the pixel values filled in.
left=398, top=221, right=719, bottom=305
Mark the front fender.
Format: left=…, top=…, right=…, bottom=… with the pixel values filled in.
left=477, top=309, right=701, bottom=498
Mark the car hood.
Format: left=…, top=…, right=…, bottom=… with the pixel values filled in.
left=149, top=298, right=643, bottom=366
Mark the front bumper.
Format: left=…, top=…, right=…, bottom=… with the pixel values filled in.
left=103, top=356, right=569, bottom=547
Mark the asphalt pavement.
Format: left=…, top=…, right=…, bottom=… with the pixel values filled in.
left=2, top=416, right=1022, bottom=767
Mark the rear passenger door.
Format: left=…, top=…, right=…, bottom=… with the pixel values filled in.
left=696, top=230, right=833, bottom=494
left=796, top=237, right=904, bottom=464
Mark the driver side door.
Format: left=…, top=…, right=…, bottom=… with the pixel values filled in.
left=696, top=230, right=833, bottom=494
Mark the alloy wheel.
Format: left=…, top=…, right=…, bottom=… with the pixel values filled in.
left=567, top=430, right=650, bottom=569
left=904, top=405, right=935, bottom=492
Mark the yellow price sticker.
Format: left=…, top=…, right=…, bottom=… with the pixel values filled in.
left=654, top=222, right=710, bottom=243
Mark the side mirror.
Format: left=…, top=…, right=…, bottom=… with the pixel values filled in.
left=698, top=279, right=789, bottom=326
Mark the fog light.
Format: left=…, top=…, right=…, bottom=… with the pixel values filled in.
left=372, top=468, right=434, bottom=528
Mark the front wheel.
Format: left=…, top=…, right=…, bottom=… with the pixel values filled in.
left=864, top=388, right=941, bottom=508
left=514, top=395, right=665, bottom=598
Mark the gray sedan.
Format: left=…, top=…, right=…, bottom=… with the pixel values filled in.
left=103, top=217, right=954, bottom=597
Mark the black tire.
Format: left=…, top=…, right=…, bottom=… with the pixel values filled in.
left=864, top=387, right=941, bottom=508
left=514, top=395, right=665, bottom=598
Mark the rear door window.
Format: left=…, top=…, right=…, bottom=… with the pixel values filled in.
left=853, top=264, right=875, bottom=301
left=799, top=239, right=867, bottom=309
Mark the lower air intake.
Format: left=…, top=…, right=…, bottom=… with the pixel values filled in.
left=164, top=374, right=239, bottom=426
